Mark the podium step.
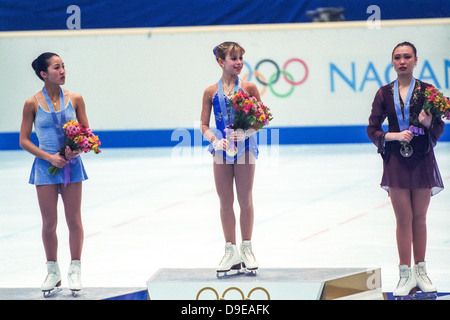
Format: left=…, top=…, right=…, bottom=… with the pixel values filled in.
left=146, top=267, right=383, bottom=300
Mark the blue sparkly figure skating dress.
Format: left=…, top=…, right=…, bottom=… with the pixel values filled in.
left=29, top=89, right=88, bottom=186
left=208, top=77, right=258, bottom=163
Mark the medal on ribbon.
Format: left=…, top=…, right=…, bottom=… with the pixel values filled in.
left=393, top=78, right=415, bottom=157
left=218, top=77, right=240, bottom=158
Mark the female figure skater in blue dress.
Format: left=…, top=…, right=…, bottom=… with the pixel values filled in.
left=201, top=42, right=261, bottom=274
left=20, top=52, right=89, bottom=296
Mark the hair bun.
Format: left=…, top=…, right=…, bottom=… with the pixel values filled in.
left=31, top=59, right=39, bottom=72
left=31, top=52, right=59, bottom=81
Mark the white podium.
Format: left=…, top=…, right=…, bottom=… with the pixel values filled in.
left=146, top=267, right=383, bottom=300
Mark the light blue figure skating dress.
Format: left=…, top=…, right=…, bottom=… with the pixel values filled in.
left=29, top=88, right=88, bottom=186
left=208, top=77, right=258, bottom=163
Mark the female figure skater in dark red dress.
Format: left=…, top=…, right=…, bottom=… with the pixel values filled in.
left=367, top=42, right=445, bottom=297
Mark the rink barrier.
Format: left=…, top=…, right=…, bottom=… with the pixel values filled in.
left=2, top=124, right=450, bottom=150
left=2, top=18, right=448, bottom=38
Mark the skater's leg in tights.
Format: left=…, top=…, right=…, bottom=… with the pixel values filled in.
left=389, top=187, right=431, bottom=266
left=213, top=156, right=236, bottom=244
left=234, top=150, right=255, bottom=241
left=60, top=182, right=84, bottom=261
left=36, top=185, right=59, bottom=262
left=411, top=188, right=431, bottom=264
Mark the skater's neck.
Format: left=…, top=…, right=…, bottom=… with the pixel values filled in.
left=221, top=73, right=238, bottom=87
left=44, top=83, right=61, bottom=97
left=397, top=74, right=414, bottom=87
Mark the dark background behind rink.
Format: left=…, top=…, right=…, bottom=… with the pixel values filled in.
left=1, top=0, right=449, bottom=31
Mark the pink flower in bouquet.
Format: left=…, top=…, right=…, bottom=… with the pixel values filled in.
left=65, top=124, right=80, bottom=139
left=79, top=136, right=91, bottom=151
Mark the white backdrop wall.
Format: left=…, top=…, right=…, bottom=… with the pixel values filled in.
left=0, top=19, right=449, bottom=147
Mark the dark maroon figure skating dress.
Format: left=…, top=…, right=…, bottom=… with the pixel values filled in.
left=367, top=79, right=444, bottom=196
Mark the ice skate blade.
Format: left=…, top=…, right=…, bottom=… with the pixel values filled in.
left=216, top=267, right=259, bottom=279
left=216, top=264, right=244, bottom=279
left=216, top=269, right=245, bottom=279
left=71, top=289, right=82, bottom=297
left=242, top=263, right=258, bottom=275
left=244, top=268, right=258, bottom=276
left=216, top=263, right=242, bottom=273
left=42, top=286, right=62, bottom=298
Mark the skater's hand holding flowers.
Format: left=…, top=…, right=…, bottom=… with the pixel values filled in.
left=64, top=146, right=82, bottom=159
left=49, top=152, right=68, bottom=169
left=227, top=129, right=247, bottom=142
left=418, top=109, right=433, bottom=129
left=212, top=138, right=230, bottom=151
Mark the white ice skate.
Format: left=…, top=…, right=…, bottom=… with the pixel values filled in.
left=413, top=262, right=437, bottom=298
left=216, top=242, right=242, bottom=275
left=240, top=240, right=258, bottom=273
left=393, top=265, right=417, bottom=298
left=41, top=261, right=62, bottom=297
left=68, top=260, right=82, bottom=295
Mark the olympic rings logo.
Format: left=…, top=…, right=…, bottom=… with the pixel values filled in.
left=196, top=287, right=271, bottom=300
left=242, top=58, right=309, bottom=98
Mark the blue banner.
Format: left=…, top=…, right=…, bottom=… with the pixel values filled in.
left=0, top=0, right=448, bottom=31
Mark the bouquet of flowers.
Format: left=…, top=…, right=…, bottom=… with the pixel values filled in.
left=229, top=91, right=273, bottom=130
left=222, top=91, right=272, bottom=156
left=422, top=86, right=450, bottom=120
left=400, top=86, right=449, bottom=157
left=48, top=120, right=101, bottom=176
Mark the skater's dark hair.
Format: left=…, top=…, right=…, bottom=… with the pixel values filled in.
left=31, top=52, right=59, bottom=81
left=392, top=41, right=417, bottom=58
left=213, top=42, right=245, bottom=64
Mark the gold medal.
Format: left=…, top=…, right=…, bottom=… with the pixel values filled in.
left=226, top=144, right=238, bottom=157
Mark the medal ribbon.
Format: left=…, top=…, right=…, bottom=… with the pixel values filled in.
left=42, top=87, right=66, bottom=148
left=218, top=77, right=239, bottom=128
left=393, top=77, right=415, bottom=131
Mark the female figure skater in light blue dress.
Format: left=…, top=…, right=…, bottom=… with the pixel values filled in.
left=20, top=52, right=89, bottom=295
left=200, top=42, right=261, bottom=274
